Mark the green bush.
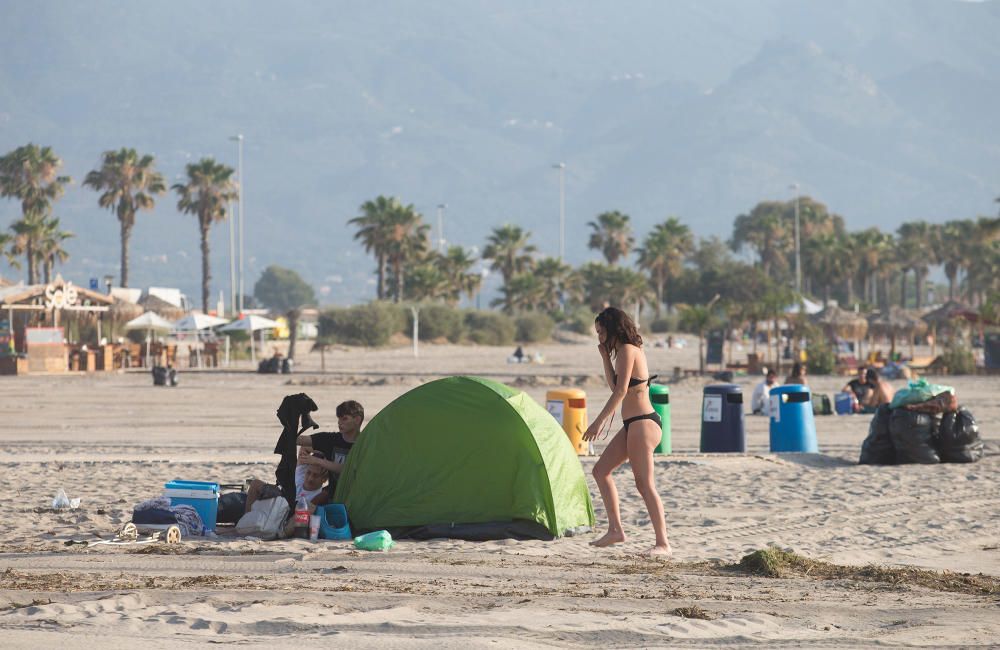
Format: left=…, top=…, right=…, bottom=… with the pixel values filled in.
left=805, top=339, right=836, bottom=375
left=941, top=341, right=976, bottom=375
left=409, top=303, right=464, bottom=342
left=564, top=306, right=595, bottom=335
left=464, top=311, right=515, bottom=345
left=649, top=316, right=676, bottom=333
left=515, top=312, right=555, bottom=343
left=319, top=301, right=406, bottom=347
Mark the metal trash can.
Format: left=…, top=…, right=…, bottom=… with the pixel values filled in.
left=700, top=384, right=745, bottom=452
left=769, top=384, right=819, bottom=452
left=545, top=388, right=588, bottom=455
left=649, top=383, right=671, bottom=454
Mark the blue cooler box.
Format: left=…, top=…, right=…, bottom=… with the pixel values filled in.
left=164, top=480, right=220, bottom=532
left=834, top=392, right=856, bottom=415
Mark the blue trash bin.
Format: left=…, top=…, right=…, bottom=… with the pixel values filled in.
left=700, top=384, right=745, bottom=452
left=769, top=385, right=819, bottom=452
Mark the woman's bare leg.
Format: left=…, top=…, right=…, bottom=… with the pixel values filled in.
left=591, top=427, right=629, bottom=547
left=626, top=421, right=672, bottom=557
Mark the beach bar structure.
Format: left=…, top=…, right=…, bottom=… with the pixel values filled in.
left=0, top=276, right=113, bottom=375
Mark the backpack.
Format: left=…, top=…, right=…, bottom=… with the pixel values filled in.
left=235, top=496, right=290, bottom=540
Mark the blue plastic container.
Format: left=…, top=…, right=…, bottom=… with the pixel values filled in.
left=700, top=384, right=745, bottom=452
left=318, top=503, right=352, bottom=540
left=164, top=480, right=220, bottom=532
left=769, top=385, right=819, bottom=452
left=834, top=391, right=856, bottom=415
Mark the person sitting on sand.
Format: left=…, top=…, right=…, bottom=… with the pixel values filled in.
left=582, top=307, right=672, bottom=557
left=784, top=362, right=807, bottom=386
left=297, top=400, right=364, bottom=497
left=751, top=368, right=778, bottom=416
left=842, top=366, right=870, bottom=405
left=244, top=449, right=330, bottom=520
left=860, top=368, right=894, bottom=413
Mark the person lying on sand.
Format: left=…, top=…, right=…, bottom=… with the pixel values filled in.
left=243, top=449, right=331, bottom=535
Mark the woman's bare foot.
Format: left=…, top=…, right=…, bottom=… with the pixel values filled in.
left=590, top=530, right=626, bottom=547
left=648, top=542, right=673, bottom=558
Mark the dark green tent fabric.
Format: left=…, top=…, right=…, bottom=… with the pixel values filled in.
left=334, top=376, right=595, bottom=539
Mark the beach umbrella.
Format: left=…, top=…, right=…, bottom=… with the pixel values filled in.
left=921, top=300, right=976, bottom=356
left=137, top=294, right=186, bottom=321
left=172, top=311, right=229, bottom=331
left=810, top=306, right=869, bottom=340
left=124, top=312, right=174, bottom=366
left=219, top=314, right=280, bottom=365
left=867, top=307, right=927, bottom=358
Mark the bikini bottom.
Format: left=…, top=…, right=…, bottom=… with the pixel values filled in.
left=622, top=412, right=662, bottom=432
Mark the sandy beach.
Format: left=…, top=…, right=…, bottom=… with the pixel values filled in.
left=1, top=339, right=997, bottom=648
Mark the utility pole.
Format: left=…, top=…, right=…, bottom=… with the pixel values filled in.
left=552, top=162, right=566, bottom=261
left=790, top=183, right=801, bottom=295
left=231, top=134, right=245, bottom=314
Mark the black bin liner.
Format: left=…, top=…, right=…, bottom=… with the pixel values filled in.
left=889, top=408, right=940, bottom=464
left=859, top=404, right=894, bottom=465
left=937, top=408, right=984, bottom=463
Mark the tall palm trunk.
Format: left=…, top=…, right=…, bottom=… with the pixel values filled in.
left=25, top=240, right=36, bottom=285
left=199, top=217, right=211, bottom=313
left=287, top=309, right=300, bottom=360
left=120, top=220, right=132, bottom=288
left=653, top=276, right=664, bottom=319
left=376, top=254, right=387, bottom=300
left=900, top=270, right=908, bottom=308
left=915, top=269, right=926, bottom=309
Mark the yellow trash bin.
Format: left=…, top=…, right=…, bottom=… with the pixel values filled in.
left=545, top=388, right=588, bottom=455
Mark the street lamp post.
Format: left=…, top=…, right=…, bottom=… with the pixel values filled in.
left=436, top=203, right=447, bottom=252
left=553, top=162, right=566, bottom=261
left=227, top=200, right=236, bottom=317
left=231, top=134, right=245, bottom=314
left=790, top=183, right=801, bottom=295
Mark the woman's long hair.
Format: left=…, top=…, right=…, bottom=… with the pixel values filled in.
left=595, top=307, right=642, bottom=359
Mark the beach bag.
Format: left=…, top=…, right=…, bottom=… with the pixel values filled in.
left=937, top=408, right=984, bottom=464
left=235, top=496, right=290, bottom=540
left=859, top=404, right=894, bottom=465
left=889, top=409, right=940, bottom=464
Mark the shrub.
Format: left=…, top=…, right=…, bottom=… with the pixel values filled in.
left=408, top=303, right=464, bottom=342
left=805, top=337, right=836, bottom=375
left=515, top=312, right=555, bottom=343
left=318, top=301, right=406, bottom=347
left=941, top=341, right=976, bottom=375
left=464, top=311, right=515, bottom=345
left=564, top=306, right=595, bottom=335
left=650, top=317, right=676, bottom=333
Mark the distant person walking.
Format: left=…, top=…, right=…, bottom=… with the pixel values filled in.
left=583, top=307, right=672, bottom=557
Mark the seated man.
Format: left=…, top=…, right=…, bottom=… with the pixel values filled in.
left=751, top=368, right=778, bottom=416
left=842, top=366, right=870, bottom=405
left=244, top=449, right=330, bottom=517
left=297, top=400, right=364, bottom=497
left=860, top=368, right=895, bottom=413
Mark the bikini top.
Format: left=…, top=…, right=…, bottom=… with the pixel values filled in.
left=613, top=372, right=659, bottom=388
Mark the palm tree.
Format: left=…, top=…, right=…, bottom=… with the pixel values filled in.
left=84, top=148, right=166, bottom=288
left=636, top=217, right=694, bottom=316
left=587, top=210, right=634, bottom=265
left=0, top=144, right=72, bottom=284
left=35, top=217, right=74, bottom=284
left=439, top=245, right=482, bottom=304
left=482, top=225, right=536, bottom=284
left=731, top=202, right=791, bottom=278
left=933, top=221, right=966, bottom=301
left=349, top=195, right=400, bottom=300
left=896, top=221, right=936, bottom=308
left=533, top=256, right=572, bottom=314
left=383, top=202, right=429, bottom=302
left=849, top=228, right=892, bottom=306
left=802, top=233, right=849, bottom=305
left=492, top=272, right=546, bottom=313
left=172, top=158, right=239, bottom=312
left=0, top=232, right=18, bottom=272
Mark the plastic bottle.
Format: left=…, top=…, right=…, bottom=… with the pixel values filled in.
left=293, top=496, right=310, bottom=539
left=353, top=529, right=394, bottom=551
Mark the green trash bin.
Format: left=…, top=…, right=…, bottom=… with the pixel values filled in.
left=649, top=383, right=671, bottom=454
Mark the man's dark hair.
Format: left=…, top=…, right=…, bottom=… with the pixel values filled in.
left=336, top=400, right=365, bottom=422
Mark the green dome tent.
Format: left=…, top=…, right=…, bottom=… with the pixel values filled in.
left=334, top=376, right=595, bottom=540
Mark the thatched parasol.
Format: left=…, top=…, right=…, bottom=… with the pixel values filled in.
left=810, top=306, right=869, bottom=341
left=868, top=307, right=928, bottom=358
left=137, top=294, right=186, bottom=321
left=921, top=300, right=975, bottom=328
left=109, top=297, right=144, bottom=321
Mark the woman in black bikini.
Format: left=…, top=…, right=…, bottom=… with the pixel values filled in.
left=583, top=307, right=672, bottom=556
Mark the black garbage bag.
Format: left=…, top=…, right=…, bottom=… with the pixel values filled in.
left=937, top=408, right=984, bottom=463
left=889, top=408, right=940, bottom=464
left=859, top=404, right=894, bottom=465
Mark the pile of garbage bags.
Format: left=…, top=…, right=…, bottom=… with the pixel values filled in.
left=859, top=380, right=984, bottom=465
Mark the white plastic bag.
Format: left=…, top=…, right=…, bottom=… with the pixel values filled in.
left=235, top=497, right=290, bottom=540
left=51, top=488, right=81, bottom=510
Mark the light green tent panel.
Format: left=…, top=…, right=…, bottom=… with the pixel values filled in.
left=334, top=376, right=595, bottom=539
